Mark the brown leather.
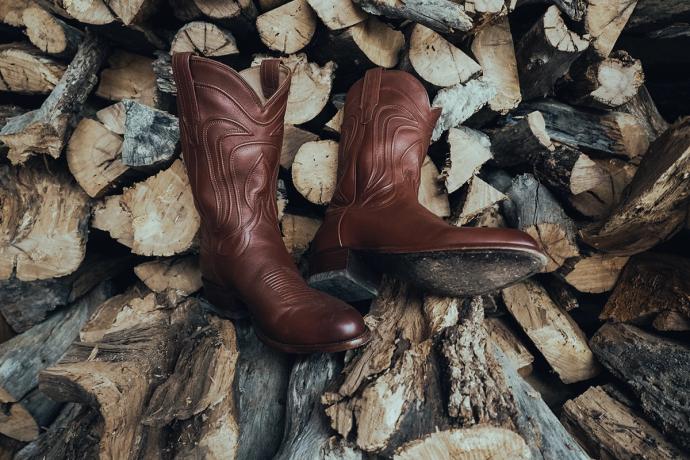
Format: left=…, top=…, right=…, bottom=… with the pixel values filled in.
left=172, top=53, right=369, bottom=352
left=312, top=67, right=544, bottom=259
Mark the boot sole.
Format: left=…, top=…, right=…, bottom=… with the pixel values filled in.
left=309, top=247, right=548, bottom=300
left=202, top=277, right=372, bottom=353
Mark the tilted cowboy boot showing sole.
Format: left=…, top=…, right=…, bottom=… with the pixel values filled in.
left=308, top=68, right=547, bottom=301
left=172, top=53, right=370, bottom=353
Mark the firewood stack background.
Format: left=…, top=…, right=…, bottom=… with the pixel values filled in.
left=1, top=0, right=689, bottom=458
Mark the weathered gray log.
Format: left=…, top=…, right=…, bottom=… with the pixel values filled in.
left=152, top=51, right=175, bottom=95
left=0, top=282, right=111, bottom=441
left=0, top=32, right=108, bottom=164
left=515, top=5, right=589, bottom=100
left=355, top=0, right=473, bottom=35
left=582, top=117, right=690, bottom=255
left=431, top=76, right=495, bottom=141
left=590, top=323, right=690, bottom=450
left=620, top=85, right=669, bottom=142
left=234, top=321, right=291, bottom=460
left=488, top=111, right=554, bottom=167
left=536, top=143, right=609, bottom=196
left=120, top=99, right=179, bottom=168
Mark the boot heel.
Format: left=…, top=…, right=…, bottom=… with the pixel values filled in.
left=308, top=248, right=380, bottom=302
left=202, top=278, right=250, bottom=319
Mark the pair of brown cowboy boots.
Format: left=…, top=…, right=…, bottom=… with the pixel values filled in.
left=172, top=54, right=547, bottom=354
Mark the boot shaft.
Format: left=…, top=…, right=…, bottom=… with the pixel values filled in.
left=332, top=68, right=441, bottom=209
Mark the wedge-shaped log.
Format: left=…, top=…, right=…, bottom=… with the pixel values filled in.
left=0, top=43, right=65, bottom=94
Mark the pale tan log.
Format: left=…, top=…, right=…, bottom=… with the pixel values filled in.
left=192, top=0, right=257, bottom=22
left=485, top=317, right=534, bottom=376
left=0, top=44, right=64, bottom=94
left=325, top=106, right=344, bottom=133
left=280, top=124, right=318, bottom=169
left=557, top=254, right=629, bottom=294
left=66, top=118, right=128, bottom=198
left=105, top=0, right=159, bottom=24
left=502, top=280, right=600, bottom=384
left=620, top=85, right=668, bottom=142
left=442, top=127, right=492, bottom=194
left=0, top=0, right=34, bottom=26
left=457, top=176, right=507, bottom=225
left=471, top=16, right=521, bottom=113
left=419, top=156, right=450, bottom=218
left=570, top=158, right=637, bottom=219
left=409, top=24, right=481, bottom=87
left=22, top=6, right=83, bottom=58
left=562, top=386, right=684, bottom=460
left=92, top=195, right=134, bottom=248
left=306, top=0, right=366, bottom=29
left=96, top=51, right=161, bottom=108
left=256, top=0, right=317, bottom=54
left=281, top=213, right=322, bottom=260
left=96, top=102, right=126, bottom=134
left=252, top=53, right=335, bottom=125
left=46, top=0, right=116, bottom=24
left=291, top=139, right=339, bottom=205
left=0, top=165, right=89, bottom=281
left=582, top=117, right=690, bottom=255
left=170, top=21, right=239, bottom=57
left=134, top=256, right=202, bottom=295
left=342, top=16, right=405, bottom=68
left=584, top=0, right=638, bottom=57
left=537, top=144, right=609, bottom=196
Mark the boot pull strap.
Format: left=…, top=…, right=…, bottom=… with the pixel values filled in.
left=360, top=67, right=382, bottom=124
left=260, top=59, right=282, bottom=99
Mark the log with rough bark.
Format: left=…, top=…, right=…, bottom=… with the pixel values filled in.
left=431, top=76, right=496, bottom=141
left=515, top=5, right=589, bottom=100
left=582, top=117, right=690, bottom=254
left=306, top=0, right=366, bottom=30
left=584, top=0, right=638, bottom=57
left=535, top=143, right=609, bottom=197
left=0, top=283, right=111, bottom=442
left=325, top=16, right=405, bottom=70
left=22, top=5, right=83, bottom=58
left=590, top=323, right=690, bottom=450
left=488, top=111, right=554, bottom=167
left=620, top=85, right=669, bottom=141
left=355, top=0, right=473, bottom=35
left=96, top=50, right=162, bottom=108
left=442, top=126, right=492, bottom=194
left=292, top=139, right=339, bottom=205
left=569, top=157, right=637, bottom=219
left=133, top=256, right=202, bottom=295
left=0, top=43, right=65, bottom=95
left=0, top=164, right=90, bottom=282
left=170, top=21, right=239, bottom=57
left=0, top=33, right=107, bottom=165
left=485, top=317, right=534, bottom=376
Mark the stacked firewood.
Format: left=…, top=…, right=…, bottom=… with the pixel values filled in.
left=1, top=0, right=690, bottom=458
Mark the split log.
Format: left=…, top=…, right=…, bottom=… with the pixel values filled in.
left=557, top=253, right=629, bottom=293
left=45, top=0, right=115, bottom=26
left=0, top=255, right=131, bottom=333
left=0, top=0, right=34, bottom=27
left=191, top=0, right=258, bottom=29
left=0, top=43, right=65, bottom=94
left=327, top=16, right=405, bottom=69
left=92, top=159, right=200, bottom=256
left=66, top=117, right=128, bottom=197
left=569, top=157, right=637, bottom=219
left=559, top=50, right=645, bottom=109
left=234, top=321, right=291, bottom=460
left=536, top=144, right=609, bottom=196
left=280, top=124, right=318, bottom=168
left=96, top=50, right=162, bottom=108
left=470, top=16, right=521, bottom=114
left=515, top=5, right=589, bottom=100
left=134, top=256, right=202, bottom=295
left=291, top=139, right=339, bottom=205
left=22, top=5, right=83, bottom=58
left=485, top=317, right=533, bottom=376
left=306, top=0, right=366, bottom=30
left=590, top=323, right=690, bottom=450
left=582, top=117, right=690, bottom=255
left=488, top=111, right=554, bottom=167
left=0, top=33, right=108, bottom=165
left=521, top=99, right=649, bottom=161
left=252, top=53, right=335, bottom=125
left=431, top=76, right=496, bottom=141
left=419, top=156, right=450, bottom=217
left=119, top=99, right=179, bottom=168
left=499, top=173, right=579, bottom=272
left=584, top=0, right=638, bottom=57
left=561, top=385, right=685, bottom=460
left=152, top=51, right=175, bottom=94
left=408, top=24, right=481, bottom=87
left=495, top=348, right=591, bottom=460
left=0, top=164, right=90, bottom=281
left=620, top=85, right=669, bottom=142
left=456, top=176, right=507, bottom=226
left=256, top=0, right=317, bottom=54
left=442, top=126, right=492, bottom=194
left=599, top=253, right=690, bottom=328
left=0, top=283, right=111, bottom=441
left=170, top=21, right=238, bottom=57
left=542, top=276, right=579, bottom=311
left=502, top=279, right=600, bottom=384
left=281, top=213, right=322, bottom=260
left=354, top=0, right=473, bottom=35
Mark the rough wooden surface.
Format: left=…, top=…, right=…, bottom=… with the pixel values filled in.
left=256, top=0, right=316, bottom=54
left=22, top=5, right=83, bottom=58
left=96, top=50, right=161, bottom=108
left=557, top=253, right=629, bottom=293
left=489, top=111, right=554, bottom=167
left=432, top=77, right=495, bottom=141
left=0, top=43, right=65, bottom=94
left=170, top=21, right=238, bottom=57
left=355, top=0, right=472, bottom=35
left=291, top=140, right=339, bottom=205
left=134, top=256, right=202, bottom=295
left=442, top=127, right=492, bottom=194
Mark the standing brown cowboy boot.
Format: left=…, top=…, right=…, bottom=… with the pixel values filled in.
left=172, top=53, right=370, bottom=353
left=309, top=68, right=547, bottom=300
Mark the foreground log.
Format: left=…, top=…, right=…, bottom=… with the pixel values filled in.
left=0, top=43, right=65, bottom=94
left=485, top=317, right=533, bottom=376
left=256, top=0, right=316, bottom=54
left=584, top=0, right=638, bottom=57
left=280, top=124, right=319, bottom=168
left=620, top=85, right=669, bottom=142
left=292, top=139, right=339, bottom=205
left=557, top=253, right=629, bottom=294
left=502, top=280, right=599, bottom=384
left=134, top=256, right=202, bottom=295
left=569, top=157, right=637, bottom=219
left=535, top=144, right=609, bottom=197
left=431, top=76, right=495, bottom=141
left=456, top=176, right=507, bottom=225
left=92, top=160, right=199, bottom=256
left=582, top=117, right=690, bottom=254
left=0, top=0, right=33, bottom=27
left=326, top=16, right=405, bottom=69
left=0, top=283, right=111, bottom=441
left=0, top=34, right=107, bottom=165
left=442, top=127, right=492, bottom=194
left=170, top=21, right=239, bottom=57
left=0, top=164, right=90, bottom=281
left=96, top=50, right=162, bottom=108
left=488, top=111, right=554, bottom=167
left=561, top=385, right=685, bottom=459
left=22, top=5, right=83, bottom=58
left=599, top=253, right=690, bottom=329
left=515, top=5, right=589, bottom=100
left=281, top=213, right=321, bottom=260
left=355, top=0, right=472, bottom=35
left=590, top=323, right=690, bottom=450
left=306, top=0, right=366, bottom=30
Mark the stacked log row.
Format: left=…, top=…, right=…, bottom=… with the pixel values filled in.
left=1, top=0, right=689, bottom=458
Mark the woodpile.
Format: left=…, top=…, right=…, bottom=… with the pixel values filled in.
left=1, top=0, right=689, bottom=458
